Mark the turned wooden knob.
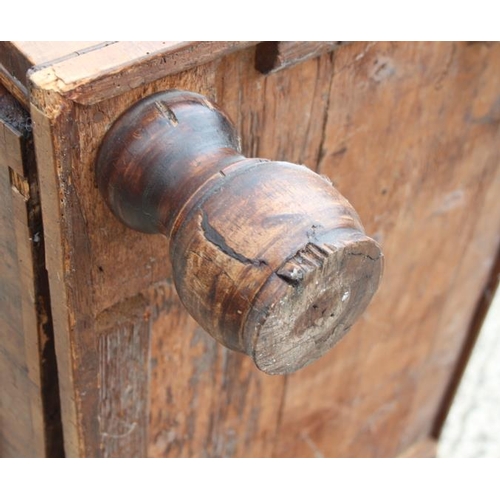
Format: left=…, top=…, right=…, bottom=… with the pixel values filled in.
left=96, top=90, right=383, bottom=374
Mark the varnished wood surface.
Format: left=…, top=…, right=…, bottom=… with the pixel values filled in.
left=96, top=89, right=382, bottom=374
left=27, top=42, right=500, bottom=456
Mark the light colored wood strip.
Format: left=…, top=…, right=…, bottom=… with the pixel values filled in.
left=29, top=41, right=258, bottom=105
left=10, top=42, right=105, bottom=63
left=0, top=42, right=107, bottom=85
left=0, top=42, right=110, bottom=106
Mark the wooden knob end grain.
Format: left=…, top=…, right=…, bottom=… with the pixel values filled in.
left=96, top=90, right=383, bottom=375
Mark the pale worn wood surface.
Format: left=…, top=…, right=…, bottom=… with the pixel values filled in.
left=0, top=42, right=105, bottom=84
left=28, top=41, right=258, bottom=106
left=0, top=42, right=258, bottom=108
left=28, top=42, right=500, bottom=457
left=0, top=42, right=107, bottom=108
left=0, top=86, right=45, bottom=457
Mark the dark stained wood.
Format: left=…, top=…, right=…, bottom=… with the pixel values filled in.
left=255, top=41, right=345, bottom=74
left=0, top=85, right=62, bottom=457
left=96, top=89, right=383, bottom=374
left=20, top=41, right=500, bottom=457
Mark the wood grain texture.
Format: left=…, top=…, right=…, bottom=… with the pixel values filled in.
left=0, top=143, right=42, bottom=458
left=273, top=41, right=500, bottom=457
left=28, top=42, right=258, bottom=106
left=0, top=42, right=105, bottom=85
left=98, top=300, right=151, bottom=457
left=0, top=85, right=62, bottom=457
left=147, top=283, right=285, bottom=457
left=255, top=41, right=345, bottom=74
left=0, top=42, right=108, bottom=108
left=95, top=89, right=382, bottom=374
left=27, top=42, right=500, bottom=457
left=29, top=102, right=80, bottom=456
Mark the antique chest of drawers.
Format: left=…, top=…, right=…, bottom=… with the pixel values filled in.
left=1, top=41, right=499, bottom=457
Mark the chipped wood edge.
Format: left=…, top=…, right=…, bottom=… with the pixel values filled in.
left=0, top=42, right=118, bottom=109
left=28, top=41, right=259, bottom=106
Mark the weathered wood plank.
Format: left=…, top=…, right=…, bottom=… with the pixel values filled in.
left=29, top=49, right=288, bottom=457
left=0, top=85, right=49, bottom=457
left=30, top=101, right=79, bottom=457
left=98, top=305, right=151, bottom=458
left=28, top=42, right=500, bottom=457
left=29, top=41, right=258, bottom=106
left=0, top=42, right=108, bottom=108
left=273, top=41, right=500, bottom=457
left=0, top=42, right=106, bottom=86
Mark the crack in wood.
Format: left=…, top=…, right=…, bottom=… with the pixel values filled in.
left=201, top=210, right=266, bottom=267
